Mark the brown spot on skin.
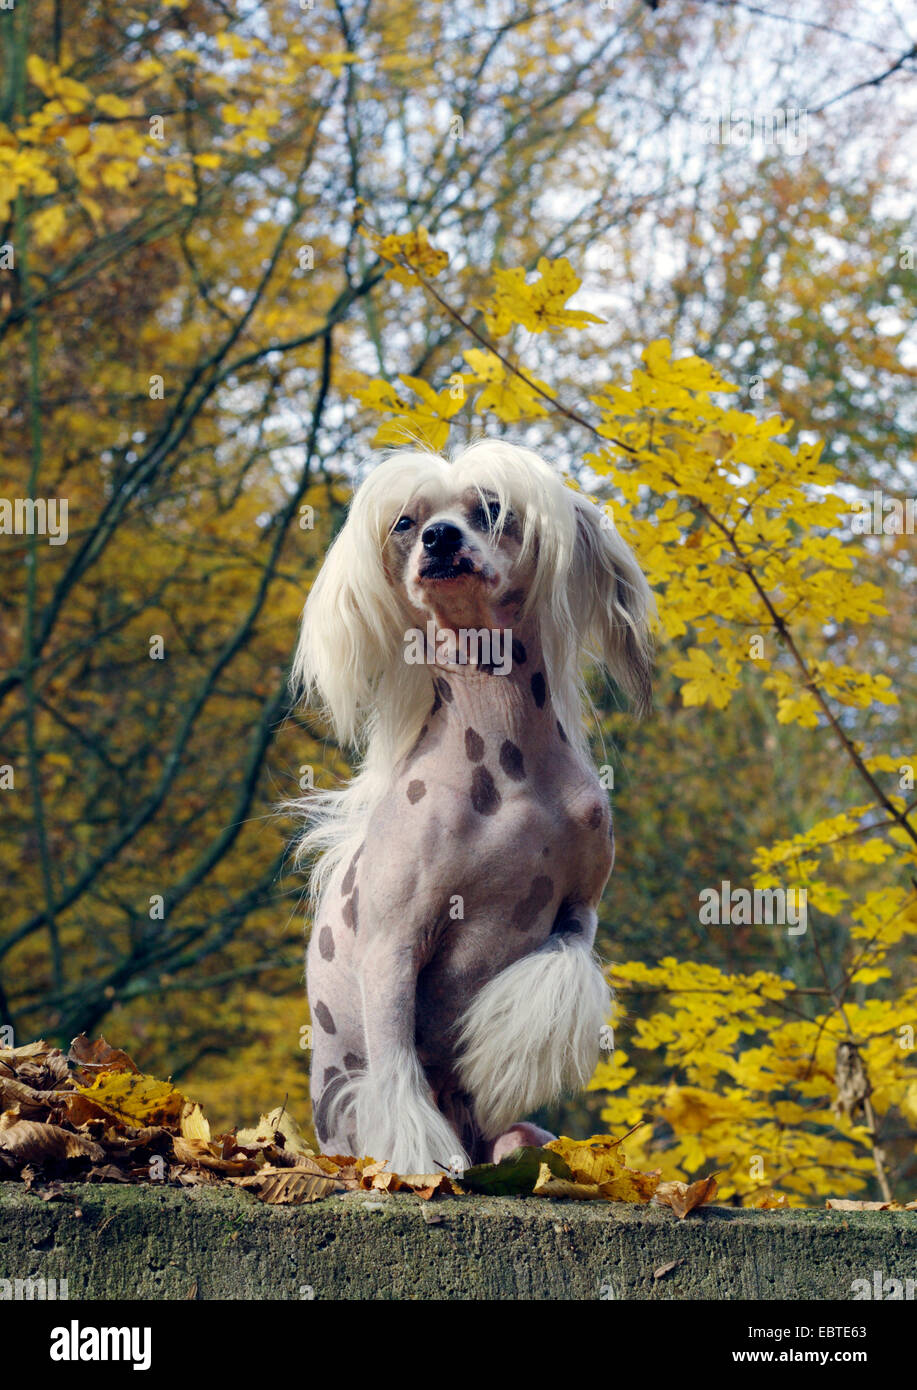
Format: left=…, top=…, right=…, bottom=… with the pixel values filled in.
left=318, top=926, right=335, bottom=961
left=511, top=875, right=555, bottom=930
left=407, top=779, right=426, bottom=803
left=314, top=1000, right=336, bottom=1035
left=557, top=721, right=568, bottom=743
left=435, top=676, right=453, bottom=703
left=340, top=844, right=363, bottom=897
left=470, top=765, right=501, bottom=816
left=588, top=803, right=605, bottom=830
left=343, top=1052, right=366, bottom=1072
left=511, top=638, right=527, bottom=665
left=499, top=740, right=526, bottom=781
left=465, top=727, right=484, bottom=762
left=323, top=1065, right=341, bottom=1087
left=342, top=887, right=359, bottom=933
left=531, top=671, right=547, bottom=708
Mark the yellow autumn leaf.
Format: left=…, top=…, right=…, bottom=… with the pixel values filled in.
left=62, top=125, right=92, bottom=157
left=26, top=55, right=55, bottom=96
left=95, top=93, right=131, bottom=118
left=76, top=1071, right=186, bottom=1129
left=671, top=647, right=740, bottom=710
left=32, top=204, right=66, bottom=247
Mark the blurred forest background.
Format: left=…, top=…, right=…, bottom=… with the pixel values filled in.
left=1, top=0, right=916, bottom=1201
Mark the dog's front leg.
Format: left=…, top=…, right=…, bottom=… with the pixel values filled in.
left=354, top=932, right=471, bottom=1176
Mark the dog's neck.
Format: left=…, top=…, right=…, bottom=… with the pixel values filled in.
left=422, top=616, right=562, bottom=745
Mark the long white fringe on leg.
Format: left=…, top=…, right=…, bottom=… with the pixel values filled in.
left=352, top=1045, right=471, bottom=1176
left=455, top=935, right=611, bottom=1140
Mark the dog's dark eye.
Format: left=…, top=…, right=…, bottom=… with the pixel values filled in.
left=472, top=499, right=506, bottom=531
left=392, top=516, right=414, bottom=533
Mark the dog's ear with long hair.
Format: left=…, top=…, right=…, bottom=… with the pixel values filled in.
left=569, top=493, right=655, bottom=715
left=290, top=498, right=405, bottom=748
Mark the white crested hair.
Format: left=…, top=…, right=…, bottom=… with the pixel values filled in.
left=289, top=438, right=654, bottom=904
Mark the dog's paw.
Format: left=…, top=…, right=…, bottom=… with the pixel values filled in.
left=488, top=1123, right=557, bottom=1163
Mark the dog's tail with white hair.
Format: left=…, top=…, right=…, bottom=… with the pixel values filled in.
left=455, top=933, right=611, bottom=1140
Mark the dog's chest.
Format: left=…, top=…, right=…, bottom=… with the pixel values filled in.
left=355, top=719, right=614, bottom=1008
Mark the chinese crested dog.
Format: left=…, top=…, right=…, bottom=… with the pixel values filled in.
left=291, top=439, right=653, bottom=1173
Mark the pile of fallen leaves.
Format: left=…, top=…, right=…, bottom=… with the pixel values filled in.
left=0, top=1035, right=714, bottom=1213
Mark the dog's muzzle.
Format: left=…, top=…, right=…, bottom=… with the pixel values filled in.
left=419, top=522, right=478, bottom=581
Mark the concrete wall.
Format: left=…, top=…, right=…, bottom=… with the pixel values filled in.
left=2, top=1185, right=916, bottom=1301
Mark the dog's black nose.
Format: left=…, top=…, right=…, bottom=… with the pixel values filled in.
left=422, top=521, right=463, bottom=557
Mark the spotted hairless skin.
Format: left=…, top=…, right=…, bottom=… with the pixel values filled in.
left=298, top=454, right=653, bottom=1176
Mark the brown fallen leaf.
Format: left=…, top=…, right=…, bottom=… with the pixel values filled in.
left=754, top=1190, right=790, bottom=1209
left=534, top=1168, right=603, bottom=1200
left=234, top=1164, right=339, bottom=1204
left=58, top=1090, right=123, bottom=1128
left=36, top=1181, right=68, bottom=1201
left=326, top=1159, right=364, bottom=1190
left=600, top=1166, right=662, bottom=1203
left=655, top=1174, right=719, bottom=1219
left=100, top=1124, right=169, bottom=1154
left=68, top=1034, right=140, bottom=1081
left=0, top=1114, right=105, bottom=1164
left=825, top=1199, right=905, bottom=1212
left=0, top=1076, right=67, bottom=1118
left=174, top=1167, right=220, bottom=1186
left=0, top=1041, right=53, bottom=1064
left=394, top=1171, right=456, bottom=1198
left=5, top=1042, right=70, bottom=1091
left=654, top=1260, right=681, bottom=1280
left=87, top=1163, right=133, bottom=1182
left=171, top=1136, right=259, bottom=1175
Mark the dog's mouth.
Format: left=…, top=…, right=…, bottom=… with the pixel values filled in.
left=418, top=554, right=481, bottom=584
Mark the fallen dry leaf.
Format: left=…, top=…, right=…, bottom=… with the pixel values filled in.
left=0, top=1114, right=105, bottom=1164
left=545, top=1134, right=660, bottom=1202
left=87, top=1164, right=133, bottom=1183
left=179, top=1102, right=211, bottom=1143
left=234, top=1164, right=340, bottom=1204
left=76, top=1071, right=185, bottom=1130
left=655, top=1174, right=719, bottom=1218
left=236, top=1105, right=314, bottom=1157
left=0, top=1076, right=67, bottom=1118
left=825, top=1198, right=907, bottom=1212
left=68, top=1034, right=139, bottom=1080
left=534, top=1166, right=602, bottom=1200
left=172, top=1136, right=259, bottom=1175
left=754, top=1190, right=790, bottom=1209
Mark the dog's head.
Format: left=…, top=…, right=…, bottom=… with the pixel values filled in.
left=382, top=478, right=530, bottom=631
left=293, top=440, right=654, bottom=745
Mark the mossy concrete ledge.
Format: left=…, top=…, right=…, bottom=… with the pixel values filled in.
left=2, top=1185, right=917, bottom=1301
